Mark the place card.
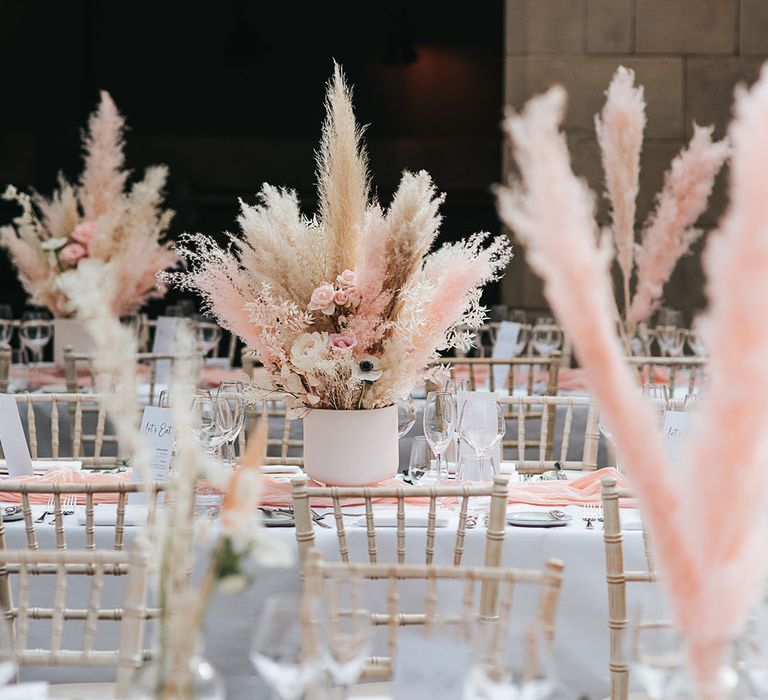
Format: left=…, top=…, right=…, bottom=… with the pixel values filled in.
left=662, top=410, right=692, bottom=469
left=487, top=321, right=521, bottom=392
left=392, top=633, right=471, bottom=700
left=0, top=394, right=33, bottom=477
left=151, top=315, right=177, bottom=384
left=131, top=405, right=175, bottom=504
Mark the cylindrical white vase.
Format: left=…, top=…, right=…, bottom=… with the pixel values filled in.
left=302, top=405, right=399, bottom=486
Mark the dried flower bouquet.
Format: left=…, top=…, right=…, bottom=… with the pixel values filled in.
left=168, top=65, right=511, bottom=413
left=1, top=91, right=179, bottom=318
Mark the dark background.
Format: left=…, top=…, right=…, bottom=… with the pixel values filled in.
left=0, top=0, right=504, bottom=315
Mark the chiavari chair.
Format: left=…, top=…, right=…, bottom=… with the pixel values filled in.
left=291, top=474, right=510, bottom=574
left=0, top=345, right=11, bottom=394
left=0, top=393, right=125, bottom=470
left=0, top=541, right=150, bottom=698
left=240, top=394, right=303, bottom=466
left=302, top=548, right=564, bottom=681
left=601, top=476, right=659, bottom=700
left=626, top=356, right=706, bottom=397
left=497, top=395, right=600, bottom=475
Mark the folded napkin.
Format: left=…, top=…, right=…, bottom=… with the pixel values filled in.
left=0, top=682, right=48, bottom=699
left=0, top=469, right=132, bottom=505
left=355, top=512, right=449, bottom=528
left=0, top=459, right=82, bottom=473
left=76, top=504, right=148, bottom=526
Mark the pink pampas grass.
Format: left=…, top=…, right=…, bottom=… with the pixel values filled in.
left=628, top=125, right=729, bottom=325
left=499, top=72, right=768, bottom=693
left=595, top=66, right=645, bottom=316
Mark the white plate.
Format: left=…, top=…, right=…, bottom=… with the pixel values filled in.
left=507, top=511, right=572, bottom=528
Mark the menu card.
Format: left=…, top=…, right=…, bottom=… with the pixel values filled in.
left=392, top=633, right=471, bottom=700
left=488, top=321, right=521, bottom=392
left=662, top=410, right=692, bottom=469
left=0, top=394, right=33, bottom=477
left=131, top=406, right=175, bottom=504
left=151, top=316, right=177, bottom=384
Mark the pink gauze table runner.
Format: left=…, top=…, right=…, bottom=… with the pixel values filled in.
left=259, top=467, right=635, bottom=509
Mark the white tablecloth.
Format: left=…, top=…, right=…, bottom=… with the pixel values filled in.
left=4, top=499, right=658, bottom=700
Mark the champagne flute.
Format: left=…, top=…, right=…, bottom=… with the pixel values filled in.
left=250, top=592, right=321, bottom=700
left=423, top=391, right=455, bottom=483
left=215, top=381, right=245, bottom=470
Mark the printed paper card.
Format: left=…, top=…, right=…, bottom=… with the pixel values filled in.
left=487, top=321, right=521, bottom=392
left=0, top=394, right=33, bottom=477
left=662, top=410, right=693, bottom=469
left=131, top=406, right=175, bottom=504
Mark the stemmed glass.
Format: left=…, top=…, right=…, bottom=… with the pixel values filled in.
left=215, top=381, right=246, bottom=470
left=686, top=317, right=708, bottom=358
left=531, top=316, right=562, bottom=357
left=642, top=383, right=671, bottom=427
left=19, top=308, right=52, bottom=366
left=655, top=309, right=686, bottom=357
left=397, top=395, right=417, bottom=438
left=195, top=316, right=222, bottom=357
left=318, top=574, right=372, bottom=694
left=190, top=393, right=231, bottom=456
left=469, top=620, right=557, bottom=700
left=423, top=391, right=455, bottom=483
left=598, top=418, right=621, bottom=472
left=630, top=610, right=688, bottom=700
left=250, top=592, right=322, bottom=700
left=457, top=396, right=505, bottom=483
left=0, top=305, right=13, bottom=346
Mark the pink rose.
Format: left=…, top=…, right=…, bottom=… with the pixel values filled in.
left=333, top=289, right=349, bottom=306
left=308, top=283, right=336, bottom=315
left=71, top=220, right=97, bottom=245
left=329, top=333, right=357, bottom=350
left=59, top=243, right=88, bottom=266
left=336, top=269, right=357, bottom=288
left=346, top=287, right=362, bottom=307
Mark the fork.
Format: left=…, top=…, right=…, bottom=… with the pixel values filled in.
left=48, top=494, right=78, bottom=524
left=34, top=496, right=55, bottom=523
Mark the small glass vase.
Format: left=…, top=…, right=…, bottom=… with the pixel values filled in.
left=130, top=650, right=224, bottom=700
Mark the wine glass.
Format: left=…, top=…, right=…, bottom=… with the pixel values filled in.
left=408, top=436, right=433, bottom=484
left=630, top=322, right=654, bottom=357
left=598, top=418, right=622, bottom=472
left=423, top=392, right=455, bottom=482
left=397, top=396, right=417, bottom=438
left=318, top=574, right=372, bottom=692
left=655, top=309, right=686, bottom=357
left=215, top=381, right=245, bottom=470
left=0, top=305, right=13, bottom=346
left=469, top=620, right=557, bottom=700
left=683, top=393, right=702, bottom=411
left=190, top=394, right=230, bottom=455
left=642, top=383, right=671, bottom=427
left=19, top=309, right=52, bottom=368
left=686, top=317, right=708, bottom=358
left=458, top=396, right=505, bottom=483
left=508, top=309, right=531, bottom=357
left=250, top=592, right=322, bottom=700
left=630, top=613, right=687, bottom=700
left=195, top=316, right=222, bottom=357
left=531, top=317, right=562, bottom=357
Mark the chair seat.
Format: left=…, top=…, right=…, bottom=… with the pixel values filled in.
left=49, top=682, right=116, bottom=699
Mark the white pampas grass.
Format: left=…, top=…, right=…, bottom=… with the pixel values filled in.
left=316, top=62, right=370, bottom=276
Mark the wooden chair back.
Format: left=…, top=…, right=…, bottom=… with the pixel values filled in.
left=626, top=356, right=706, bottom=396
left=241, top=395, right=303, bottom=466
left=0, top=393, right=126, bottom=469
left=0, top=541, right=150, bottom=697
left=0, top=345, right=10, bottom=394
left=601, top=476, right=658, bottom=700
left=302, top=548, right=564, bottom=680
left=497, top=395, right=600, bottom=475
left=291, top=475, right=510, bottom=592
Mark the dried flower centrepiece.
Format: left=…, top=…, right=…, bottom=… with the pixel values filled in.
left=167, top=65, right=511, bottom=413
left=0, top=91, right=179, bottom=318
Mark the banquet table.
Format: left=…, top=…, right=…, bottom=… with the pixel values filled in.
left=8, top=492, right=654, bottom=700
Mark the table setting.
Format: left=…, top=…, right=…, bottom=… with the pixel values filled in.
left=0, top=34, right=766, bottom=700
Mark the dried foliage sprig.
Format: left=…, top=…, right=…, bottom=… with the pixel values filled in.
left=166, top=65, right=511, bottom=413
left=0, top=91, right=179, bottom=318
left=498, top=72, right=768, bottom=693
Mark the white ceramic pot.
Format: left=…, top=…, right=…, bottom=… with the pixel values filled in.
left=53, top=319, right=94, bottom=366
left=302, top=405, right=399, bottom=486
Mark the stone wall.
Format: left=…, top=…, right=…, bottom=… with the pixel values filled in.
left=503, top=0, right=768, bottom=317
